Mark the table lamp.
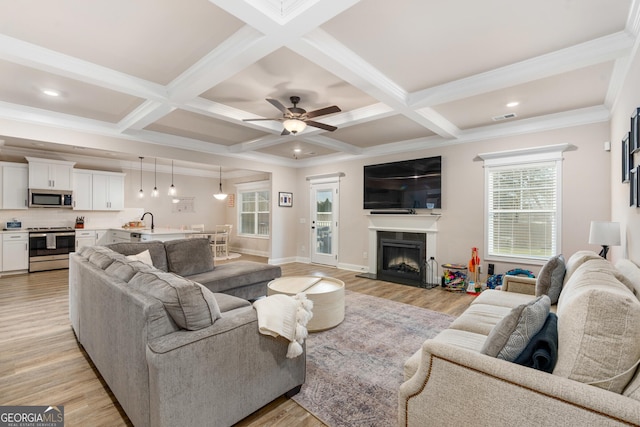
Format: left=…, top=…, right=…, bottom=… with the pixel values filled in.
left=588, top=221, right=621, bottom=259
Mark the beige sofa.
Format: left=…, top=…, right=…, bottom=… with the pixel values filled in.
left=399, top=251, right=640, bottom=426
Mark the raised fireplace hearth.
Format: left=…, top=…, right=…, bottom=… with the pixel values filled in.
left=377, top=231, right=426, bottom=286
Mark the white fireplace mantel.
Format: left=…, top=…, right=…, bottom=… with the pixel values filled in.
left=366, top=214, right=439, bottom=274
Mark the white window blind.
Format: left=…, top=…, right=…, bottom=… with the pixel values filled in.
left=487, top=161, right=559, bottom=260
left=235, top=181, right=271, bottom=238
left=239, top=190, right=270, bottom=237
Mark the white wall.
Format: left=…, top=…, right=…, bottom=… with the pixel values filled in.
left=294, top=122, right=611, bottom=277
left=611, top=42, right=640, bottom=262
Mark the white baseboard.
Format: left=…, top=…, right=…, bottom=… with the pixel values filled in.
left=338, top=262, right=368, bottom=273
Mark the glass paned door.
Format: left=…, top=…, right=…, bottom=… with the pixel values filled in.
left=310, top=182, right=339, bottom=266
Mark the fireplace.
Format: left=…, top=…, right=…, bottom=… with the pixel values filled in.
left=365, top=213, right=439, bottom=286
left=377, top=231, right=426, bottom=287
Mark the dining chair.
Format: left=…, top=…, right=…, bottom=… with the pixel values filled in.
left=211, top=224, right=230, bottom=258
left=188, top=224, right=205, bottom=239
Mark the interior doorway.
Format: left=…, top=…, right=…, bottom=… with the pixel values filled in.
left=310, top=179, right=339, bottom=266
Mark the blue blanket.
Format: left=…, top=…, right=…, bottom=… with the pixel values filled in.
left=513, top=313, right=558, bottom=373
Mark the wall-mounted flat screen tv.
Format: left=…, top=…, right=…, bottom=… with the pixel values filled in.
left=363, top=156, right=441, bottom=210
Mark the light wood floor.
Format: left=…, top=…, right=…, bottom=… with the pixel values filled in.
left=0, top=256, right=474, bottom=427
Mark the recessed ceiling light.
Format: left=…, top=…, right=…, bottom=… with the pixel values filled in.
left=506, top=101, right=519, bottom=108
left=293, top=148, right=302, bottom=153
left=42, top=89, right=60, bottom=97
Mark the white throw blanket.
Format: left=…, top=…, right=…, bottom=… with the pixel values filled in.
left=253, top=293, right=313, bottom=358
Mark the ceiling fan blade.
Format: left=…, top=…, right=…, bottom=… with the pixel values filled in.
left=305, top=120, right=337, bottom=132
left=281, top=128, right=291, bottom=136
left=266, top=98, right=292, bottom=115
left=306, top=105, right=341, bottom=119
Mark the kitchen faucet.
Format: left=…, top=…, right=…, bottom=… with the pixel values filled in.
left=141, top=212, right=154, bottom=230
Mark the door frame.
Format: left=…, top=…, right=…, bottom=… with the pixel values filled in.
left=309, top=176, right=340, bottom=266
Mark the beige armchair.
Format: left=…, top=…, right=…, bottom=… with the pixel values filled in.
left=501, top=274, right=536, bottom=295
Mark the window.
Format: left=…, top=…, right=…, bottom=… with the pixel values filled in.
left=480, top=144, right=567, bottom=262
left=237, top=182, right=270, bottom=237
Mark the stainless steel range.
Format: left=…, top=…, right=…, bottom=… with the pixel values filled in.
left=28, top=227, right=76, bottom=272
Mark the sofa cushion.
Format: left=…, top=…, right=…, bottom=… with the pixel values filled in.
left=187, top=261, right=281, bottom=295
left=126, top=249, right=153, bottom=266
left=87, top=250, right=116, bottom=269
left=164, top=238, right=214, bottom=276
left=212, top=292, right=252, bottom=313
left=473, top=289, right=536, bottom=309
left=535, top=254, right=565, bottom=303
left=554, top=287, right=640, bottom=393
left=106, top=241, right=168, bottom=271
left=623, top=367, right=640, bottom=401
left=448, top=303, right=513, bottom=335
left=563, top=250, right=601, bottom=285
left=481, top=295, right=550, bottom=361
left=129, top=270, right=221, bottom=330
left=615, top=258, right=640, bottom=297
left=105, top=259, right=154, bottom=282
left=557, top=259, right=635, bottom=310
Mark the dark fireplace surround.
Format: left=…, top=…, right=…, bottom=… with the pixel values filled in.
left=377, top=231, right=426, bottom=287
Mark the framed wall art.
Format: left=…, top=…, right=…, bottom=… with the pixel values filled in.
left=278, top=192, right=293, bottom=207
left=632, top=167, right=639, bottom=207
left=623, top=132, right=632, bottom=182
left=632, top=108, right=640, bottom=153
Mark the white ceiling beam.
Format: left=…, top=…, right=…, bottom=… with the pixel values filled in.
left=606, top=2, right=640, bottom=110
left=118, top=100, right=176, bottom=132
left=0, top=34, right=167, bottom=101
left=289, top=29, right=460, bottom=139
left=300, top=135, right=363, bottom=155
left=227, top=134, right=289, bottom=152
left=409, top=31, right=635, bottom=108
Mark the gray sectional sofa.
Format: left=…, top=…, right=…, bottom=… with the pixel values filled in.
left=69, top=238, right=304, bottom=427
left=399, top=251, right=640, bottom=426
left=106, top=238, right=281, bottom=300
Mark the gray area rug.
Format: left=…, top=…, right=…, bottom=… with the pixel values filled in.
left=292, top=290, right=455, bottom=427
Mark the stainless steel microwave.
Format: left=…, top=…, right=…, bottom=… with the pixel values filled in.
left=28, top=189, right=73, bottom=208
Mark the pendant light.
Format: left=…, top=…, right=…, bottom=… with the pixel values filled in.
left=214, top=166, right=227, bottom=200
left=168, top=160, right=177, bottom=196
left=152, top=158, right=159, bottom=197
left=138, top=157, right=144, bottom=198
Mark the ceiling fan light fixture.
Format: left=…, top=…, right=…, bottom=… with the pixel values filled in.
left=283, top=118, right=306, bottom=134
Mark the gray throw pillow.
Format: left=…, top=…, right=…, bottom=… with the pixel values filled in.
left=129, top=270, right=221, bottom=330
left=481, top=295, right=551, bottom=361
left=536, top=254, right=566, bottom=304
left=164, top=238, right=215, bottom=276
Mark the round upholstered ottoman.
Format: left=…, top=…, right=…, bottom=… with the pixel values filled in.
left=267, top=276, right=345, bottom=332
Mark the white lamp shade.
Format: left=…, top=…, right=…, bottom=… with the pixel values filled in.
left=283, top=119, right=307, bottom=134
left=214, top=193, right=228, bottom=200
left=588, top=221, right=621, bottom=246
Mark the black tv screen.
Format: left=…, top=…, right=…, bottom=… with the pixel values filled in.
left=363, top=156, right=441, bottom=210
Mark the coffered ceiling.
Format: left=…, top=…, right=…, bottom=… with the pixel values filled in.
left=0, top=0, right=638, bottom=171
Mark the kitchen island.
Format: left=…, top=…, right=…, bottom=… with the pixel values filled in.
left=109, top=228, right=199, bottom=243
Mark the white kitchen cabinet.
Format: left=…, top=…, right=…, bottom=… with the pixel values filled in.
left=26, top=157, right=75, bottom=190
left=73, top=170, right=93, bottom=210
left=75, top=230, right=96, bottom=250
left=108, top=229, right=132, bottom=244
left=1, top=163, right=28, bottom=209
left=95, top=229, right=108, bottom=245
left=92, top=172, right=125, bottom=211
left=2, top=232, right=29, bottom=272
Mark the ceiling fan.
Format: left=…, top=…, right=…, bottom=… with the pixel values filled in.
left=243, top=96, right=341, bottom=135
